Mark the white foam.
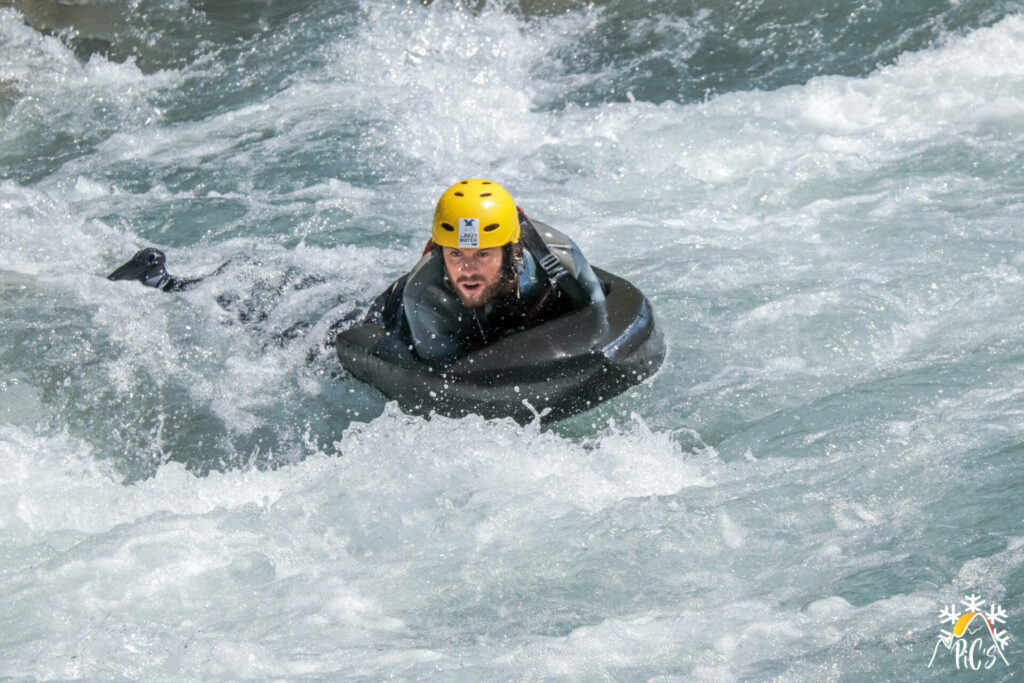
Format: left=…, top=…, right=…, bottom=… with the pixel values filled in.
left=2, top=4, right=1023, bottom=678
left=0, top=406, right=719, bottom=677
left=0, top=8, right=173, bottom=149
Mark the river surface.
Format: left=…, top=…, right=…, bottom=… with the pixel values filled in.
left=2, top=0, right=1023, bottom=678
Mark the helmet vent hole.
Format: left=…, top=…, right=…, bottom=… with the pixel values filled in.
left=483, top=223, right=500, bottom=232
left=454, top=192, right=464, bottom=197
left=441, top=222, right=456, bottom=232
left=479, top=192, right=492, bottom=197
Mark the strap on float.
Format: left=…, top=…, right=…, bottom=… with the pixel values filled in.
left=517, top=209, right=591, bottom=309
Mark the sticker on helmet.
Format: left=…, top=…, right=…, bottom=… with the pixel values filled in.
left=458, top=218, right=479, bottom=248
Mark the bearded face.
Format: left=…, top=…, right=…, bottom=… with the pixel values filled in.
left=441, top=245, right=509, bottom=308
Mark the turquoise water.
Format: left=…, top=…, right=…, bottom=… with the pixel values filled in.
left=2, top=0, right=1023, bottom=678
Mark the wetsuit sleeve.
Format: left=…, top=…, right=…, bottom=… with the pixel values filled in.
left=365, top=274, right=409, bottom=332
left=401, top=254, right=469, bottom=363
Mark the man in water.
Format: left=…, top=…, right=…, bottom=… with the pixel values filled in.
left=107, top=178, right=604, bottom=362
left=368, top=178, right=605, bottom=362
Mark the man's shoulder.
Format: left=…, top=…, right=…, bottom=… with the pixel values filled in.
left=402, top=251, right=465, bottom=320
left=526, top=219, right=585, bottom=279
left=403, top=251, right=445, bottom=298
left=524, top=217, right=605, bottom=306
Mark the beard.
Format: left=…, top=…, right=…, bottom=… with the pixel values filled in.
left=452, top=274, right=512, bottom=309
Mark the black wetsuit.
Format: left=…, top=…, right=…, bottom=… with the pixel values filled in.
left=366, top=220, right=605, bottom=363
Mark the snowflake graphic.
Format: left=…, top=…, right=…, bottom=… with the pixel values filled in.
left=987, top=604, right=1008, bottom=625
left=993, top=627, right=1011, bottom=649
left=987, top=603, right=1011, bottom=650
left=962, top=594, right=986, bottom=613
left=939, top=604, right=959, bottom=625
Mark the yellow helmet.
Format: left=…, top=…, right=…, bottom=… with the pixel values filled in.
left=431, top=178, right=521, bottom=249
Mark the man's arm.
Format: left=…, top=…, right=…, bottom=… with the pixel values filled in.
left=401, top=253, right=473, bottom=363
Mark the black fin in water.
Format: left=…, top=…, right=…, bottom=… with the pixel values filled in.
left=107, top=248, right=172, bottom=289
left=107, top=248, right=224, bottom=292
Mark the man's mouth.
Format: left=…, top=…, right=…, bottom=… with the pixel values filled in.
left=457, top=279, right=484, bottom=294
